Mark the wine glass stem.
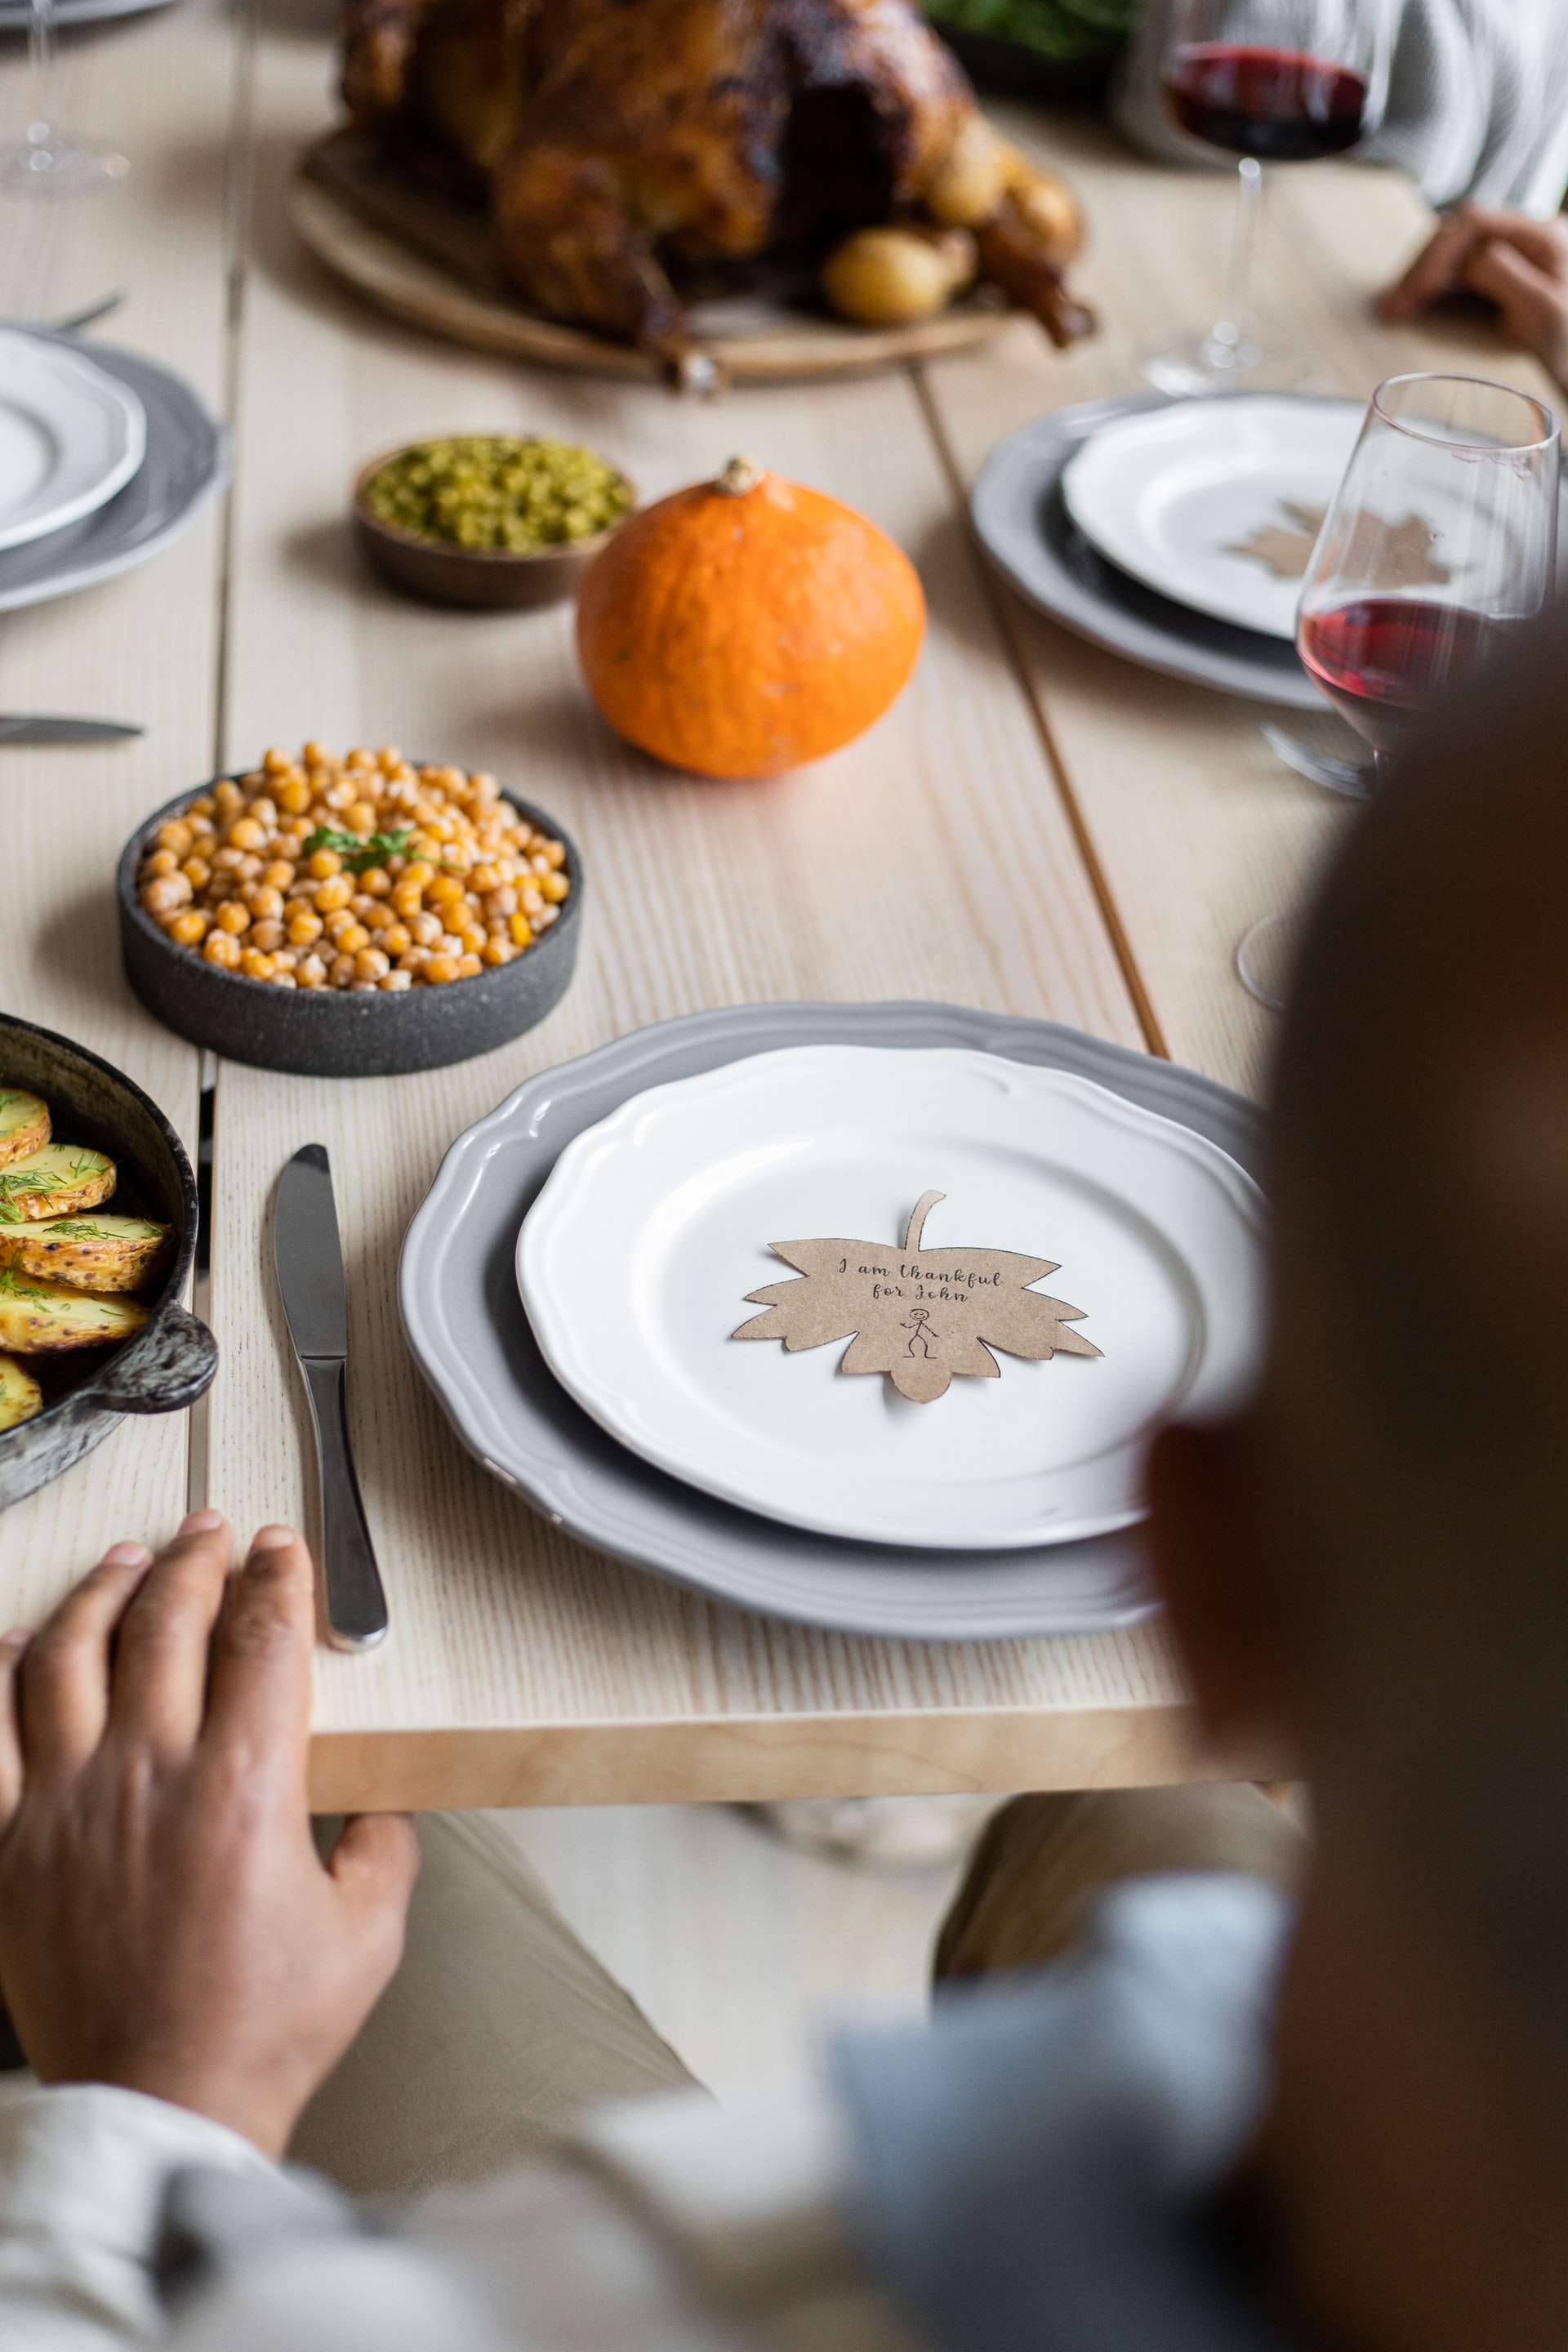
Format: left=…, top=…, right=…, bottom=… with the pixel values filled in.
left=28, top=0, right=56, bottom=140
left=1212, top=155, right=1263, bottom=351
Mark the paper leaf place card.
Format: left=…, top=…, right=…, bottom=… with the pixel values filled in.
left=731, top=1189, right=1102, bottom=1404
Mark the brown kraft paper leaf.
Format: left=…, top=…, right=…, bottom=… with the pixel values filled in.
left=731, top=1189, right=1102, bottom=1404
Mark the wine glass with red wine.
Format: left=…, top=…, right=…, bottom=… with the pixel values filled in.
left=1143, top=0, right=1388, bottom=398
left=1237, top=372, right=1561, bottom=1009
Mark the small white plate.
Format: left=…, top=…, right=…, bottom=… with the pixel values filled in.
left=0, top=330, right=146, bottom=555
left=1062, top=395, right=1364, bottom=641
left=518, top=1047, right=1265, bottom=1551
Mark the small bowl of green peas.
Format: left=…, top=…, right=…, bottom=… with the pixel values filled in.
left=352, top=434, right=636, bottom=610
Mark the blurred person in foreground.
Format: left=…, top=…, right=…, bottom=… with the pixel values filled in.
left=4, top=612, right=1568, bottom=2348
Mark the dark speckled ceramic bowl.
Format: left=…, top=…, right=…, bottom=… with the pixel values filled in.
left=118, top=782, right=584, bottom=1078
left=0, top=1013, right=216, bottom=1513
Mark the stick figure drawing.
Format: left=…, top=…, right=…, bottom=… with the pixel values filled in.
left=902, top=1307, right=934, bottom=1358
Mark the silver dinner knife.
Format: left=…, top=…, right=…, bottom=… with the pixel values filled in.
left=273, top=1143, right=389, bottom=1651
left=0, top=716, right=144, bottom=743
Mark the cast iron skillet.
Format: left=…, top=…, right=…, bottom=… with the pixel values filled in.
left=0, top=1013, right=216, bottom=1512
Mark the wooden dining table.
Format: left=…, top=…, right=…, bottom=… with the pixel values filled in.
left=0, top=0, right=1552, bottom=1811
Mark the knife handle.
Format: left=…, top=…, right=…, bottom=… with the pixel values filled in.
left=298, top=1357, right=389, bottom=1651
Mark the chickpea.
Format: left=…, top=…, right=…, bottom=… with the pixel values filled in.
left=379, top=969, right=413, bottom=991
left=263, top=746, right=295, bottom=774
left=536, top=906, right=559, bottom=929
left=539, top=871, right=570, bottom=903
left=301, top=738, right=333, bottom=768
left=353, top=947, right=390, bottom=984
left=425, top=953, right=462, bottom=984
left=262, top=861, right=296, bottom=892
left=381, top=923, right=412, bottom=958
left=273, top=948, right=299, bottom=972
left=315, top=876, right=353, bottom=914
left=144, top=849, right=180, bottom=880
left=359, top=867, right=392, bottom=897
left=508, top=913, right=534, bottom=949
left=237, top=855, right=265, bottom=883
left=142, top=873, right=194, bottom=917
left=481, top=939, right=514, bottom=967
left=212, top=844, right=246, bottom=875
left=249, top=885, right=285, bottom=923
left=345, top=745, right=376, bottom=769
left=426, top=873, right=465, bottom=910
left=397, top=947, right=430, bottom=973
left=457, top=953, right=483, bottom=978
left=296, top=953, right=327, bottom=989
left=399, top=860, right=434, bottom=893
left=336, top=922, right=372, bottom=957
left=182, top=857, right=213, bottom=893
left=214, top=777, right=245, bottom=806
left=268, top=971, right=298, bottom=988
left=408, top=911, right=443, bottom=947
left=187, top=795, right=216, bottom=819
left=167, top=909, right=211, bottom=947
left=240, top=948, right=277, bottom=980
left=376, top=745, right=403, bottom=773
left=328, top=953, right=357, bottom=989
left=250, top=920, right=285, bottom=952
left=540, top=839, right=566, bottom=870
left=345, top=800, right=378, bottom=835
left=214, top=900, right=251, bottom=935
left=203, top=931, right=242, bottom=969
left=483, top=886, right=518, bottom=920
left=307, top=848, right=341, bottom=881
left=287, top=912, right=323, bottom=947
left=226, top=816, right=269, bottom=852
left=276, top=774, right=312, bottom=815
left=155, top=820, right=194, bottom=857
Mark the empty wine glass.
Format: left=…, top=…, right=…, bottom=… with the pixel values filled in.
left=1238, top=371, right=1561, bottom=1009
left=0, top=0, right=130, bottom=195
left=1143, top=0, right=1388, bottom=397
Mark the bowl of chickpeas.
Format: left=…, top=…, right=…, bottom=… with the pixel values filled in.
left=117, top=742, right=583, bottom=1077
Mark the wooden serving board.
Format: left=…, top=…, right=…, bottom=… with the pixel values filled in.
left=287, top=130, right=1019, bottom=387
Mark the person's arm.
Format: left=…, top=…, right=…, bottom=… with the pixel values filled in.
left=1379, top=202, right=1568, bottom=394
left=0, top=1517, right=421, bottom=2347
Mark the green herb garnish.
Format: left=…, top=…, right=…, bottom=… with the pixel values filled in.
left=302, top=824, right=414, bottom=875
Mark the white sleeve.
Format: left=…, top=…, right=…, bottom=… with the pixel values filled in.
left=0, top=2078, right=276, bottom=2351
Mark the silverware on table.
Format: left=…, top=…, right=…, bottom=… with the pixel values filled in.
left=0, top=716, right=144, bottom=744
left=1261, top=722, right=1374, bottom=800
left=47, top=291, right=127, bottom=336
left=273, top=1143, right=389, bottom=1652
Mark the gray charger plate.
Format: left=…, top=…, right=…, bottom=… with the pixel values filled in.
left=0, top=332, right=227, bottom=613
left=0, top=0, right=178, bottom=25
left=399, top=1001, right=1263, bottom=1640
left=971, top=391, right=1330, bottom=712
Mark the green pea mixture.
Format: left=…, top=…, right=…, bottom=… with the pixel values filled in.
left=363, top=436, right=633, bottom=551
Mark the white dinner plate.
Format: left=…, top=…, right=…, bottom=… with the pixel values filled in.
left=518, top=1047, right=1266, bottom=1551
left=1062, top=395, right=1364, bottom=641
left=0, top=330, right=145, bottom=555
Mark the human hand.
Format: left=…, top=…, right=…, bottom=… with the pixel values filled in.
left=0, top=1515, right=419, bottom=2158
left=1380, top=203, right=1568, bottom=394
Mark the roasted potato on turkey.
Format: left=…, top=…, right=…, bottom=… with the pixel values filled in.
left=0, top=1268, right=149, bottom=1353
left=0, top=1353, right=42, bottom=1430
left=0, top=1143, right=117, bottom=1223
left=0, top=1212, right=172, bottom=1294
left=821, top=225, right=977, bottom=325
left=0, top=1090, right=50, bottom=1171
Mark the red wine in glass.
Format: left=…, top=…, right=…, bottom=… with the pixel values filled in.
left=1298, top=599, right=1502, bottom=753
left=1163, top=42, right=1370, bottom=163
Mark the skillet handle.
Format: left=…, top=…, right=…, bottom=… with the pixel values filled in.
left=95, top=1304, right=220, bottom=1416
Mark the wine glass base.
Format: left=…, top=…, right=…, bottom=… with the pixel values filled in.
left=0, top=135, right=131, bottom=195
left=1236, top=908, right=1307, bottom=1013
left=1139, top=323, right=1315, bottom=399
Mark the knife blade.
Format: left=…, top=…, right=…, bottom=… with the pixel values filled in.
left=273, top=1143, right=388, bottom=1651
left=0, top=716, right=144, bottom=743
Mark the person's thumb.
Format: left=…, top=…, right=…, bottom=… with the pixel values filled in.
left=328, top=1811, right=421, bottom=1933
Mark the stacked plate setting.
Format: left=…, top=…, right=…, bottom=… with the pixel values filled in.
left=971, top=390, right=1370, bottom=707
left=400, top=1002, right=1268, bottom=1640
left=0, top=326, right=227, bottom=612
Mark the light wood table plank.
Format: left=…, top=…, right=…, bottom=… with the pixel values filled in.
left=921, top=107, right=1559, bottom=1098
left=197, top=27, right=1272, bottom=1812
left=0, top=0, right=239, bottom=1621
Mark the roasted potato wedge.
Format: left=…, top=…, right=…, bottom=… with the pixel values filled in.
left=0, top=1143, right=116, bottom=1223
left=0, top=1267, right=149, bottom=1352
left=0, top=1212, right=172, bottom=1293
left=0, top=1352, right=42, bottom=1431
left=0, top=1089, right=51, bottom=1170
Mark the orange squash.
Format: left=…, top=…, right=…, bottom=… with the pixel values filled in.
left=576, top=456, right=926, bottom=780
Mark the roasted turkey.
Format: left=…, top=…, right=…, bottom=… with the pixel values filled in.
left=338, top=0, right=1093, bottom=365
